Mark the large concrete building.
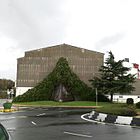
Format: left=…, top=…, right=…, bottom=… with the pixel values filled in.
left=16, top=44, right=104, bottom=96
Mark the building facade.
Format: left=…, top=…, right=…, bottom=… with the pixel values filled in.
left=16, top=44, right=104, bottom=96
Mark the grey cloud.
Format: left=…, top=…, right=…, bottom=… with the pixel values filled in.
left=0, top=0, right=67, bottom=51
left=95, top=32, right=126, bottom=49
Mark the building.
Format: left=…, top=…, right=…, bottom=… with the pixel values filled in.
left=16, top=44, right=104, bottom=96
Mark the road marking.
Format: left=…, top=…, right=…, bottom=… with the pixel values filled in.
left=36, top=113, right=46, bottom=116
left=10, top=117, right=16, bottom=119
left=31, top=121, right=37, bottom=125
left=17, top=116, right=27, bottom=119
left=0, top=116, right=16, bottom=120
left=64, top=131, right=92, bottom=138
left=7, top=128, right=16, bottom=132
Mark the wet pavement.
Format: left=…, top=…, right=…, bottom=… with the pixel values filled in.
left=0, top=107, right=140, bottom=140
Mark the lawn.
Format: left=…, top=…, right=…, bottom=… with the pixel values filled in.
left=95, top=103, right=137, bottom=116
left=13, top=101, right=110, bottom=107
left=13, top=101, right=139, bottom=116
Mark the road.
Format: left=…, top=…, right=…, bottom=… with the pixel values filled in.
left=0, top=107, right=140, bottom=140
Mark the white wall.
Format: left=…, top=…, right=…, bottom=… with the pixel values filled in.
left=106, top=95, right=140, bottom=103
left=16, top=87, right=33, bottom=96
left=123, top=62, right=139, bottom=78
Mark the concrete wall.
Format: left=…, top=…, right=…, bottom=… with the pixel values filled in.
left=16, top=44, right=104, bottom=96
left=81, top=111, right=140, bottom=127
left=16, top=87, right=32, bottom=96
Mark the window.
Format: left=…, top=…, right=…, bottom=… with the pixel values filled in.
left=119, top=96, right=123, bottom=98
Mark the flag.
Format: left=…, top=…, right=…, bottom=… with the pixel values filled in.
left=133, top=63, right=139, bottom=69
left=133, top=63, right=140, bottom=79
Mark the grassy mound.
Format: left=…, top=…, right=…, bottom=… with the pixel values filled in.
left=13, top=57, right=100, bottom=102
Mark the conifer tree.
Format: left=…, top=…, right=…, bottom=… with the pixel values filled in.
left=90, top=51, right=136, bottom=102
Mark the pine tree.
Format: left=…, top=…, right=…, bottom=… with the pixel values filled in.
left=90, top=51, right=136, bottom=102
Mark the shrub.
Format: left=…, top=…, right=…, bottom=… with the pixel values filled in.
left=97, top=94, right=110, bottom=102
left=120, top=107, right=136, bottom=116
left=96, top=104, right=136, bottom=116
left=3, top=101, right=12, bottom=109
left=136, top=101, right=140, bottom=109
left=126, top=98, right=134, bottom=105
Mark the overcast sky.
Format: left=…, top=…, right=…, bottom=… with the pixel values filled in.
left=0, top=0, right=140, bottom=80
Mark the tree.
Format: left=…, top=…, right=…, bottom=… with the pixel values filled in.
left=90, top=51, right=136, bottom=102
left=0, top=79, right=15, bottom=98
left=0, top=79, right=15, bottom=90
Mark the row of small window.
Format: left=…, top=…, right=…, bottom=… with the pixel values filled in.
left=17, top=80, right=39, bottom=83
left=19, top=64, right=40, bottom=69
left=24, top=56, right=102, bottom=63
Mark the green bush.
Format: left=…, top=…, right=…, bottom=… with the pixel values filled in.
left=96, top=104, right=136, bottom=116
left=3, top=102, right=12, bottom=109
left=136, top=101, right=140, bottom=109
left=120, top=107, right=136, bottom=116
left=126, top=98, right=134, bottom=105
left=97, top=94, right=110, bottom=102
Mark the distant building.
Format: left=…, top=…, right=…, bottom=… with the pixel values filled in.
left=16, top=44, right=104, bottom=96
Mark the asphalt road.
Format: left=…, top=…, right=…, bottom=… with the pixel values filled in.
left=0, top=107, right=140, bottom=140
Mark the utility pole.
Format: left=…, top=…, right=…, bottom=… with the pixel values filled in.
left=96, top=88, right=98, bottom=106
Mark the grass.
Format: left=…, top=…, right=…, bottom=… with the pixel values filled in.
left=13, top=101, right=139, bottom=116
left=95, top=103, right=137, bottom=116
left=13, top=101, right=110, bottom=107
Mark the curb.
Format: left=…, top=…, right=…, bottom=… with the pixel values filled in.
left=0, top=108, right=19, bottom=112
left=81, top=111, right=140, bottom=127
left=13, top=104, right=101, bottom=108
